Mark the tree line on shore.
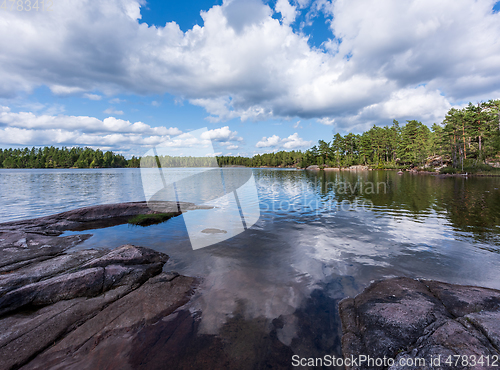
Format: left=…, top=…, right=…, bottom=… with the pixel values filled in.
left=218, top=99, right=500, bottom=172
left=0, top=146, right=141, bottom=169
left=1, top=99, right=498, bottom=171
left=139, top=155, right=217, bottom=168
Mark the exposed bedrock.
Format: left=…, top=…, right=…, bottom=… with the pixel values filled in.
left=0, top=201, right=208, bottom=235
left=0, top=243, right=197, bottom=370
left=0, top=201, right=199, bottom=277
left=339, top=277, right=500, bottom=370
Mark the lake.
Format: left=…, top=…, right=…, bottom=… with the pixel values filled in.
left=1, top=168, right=500, bottom=364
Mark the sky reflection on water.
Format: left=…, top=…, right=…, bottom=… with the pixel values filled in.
left=2, top=168, right=500, bottom=343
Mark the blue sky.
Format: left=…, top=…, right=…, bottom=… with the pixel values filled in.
left=1, top=0, right=500, bottom=157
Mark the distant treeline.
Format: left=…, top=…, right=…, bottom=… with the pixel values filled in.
left=0, top=147, right=141, bottom=169
left=216, top=151, right=304, bottom=168
left=140, top=155, right=217, bottom=168
left=218, top=99, right=500, bottom=170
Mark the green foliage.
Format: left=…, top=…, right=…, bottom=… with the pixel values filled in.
left=140, top=155, right=218, bottom=168
left=0, top=146, right=130, bottom=169
left=434, top=99, right=500, bottom=169
left=216, top=100, right=499, bottom=171
left=440, top=167, right=458, bottom=174
left=2, top=157, right=18, bottom=168
left=397, top=120, right=431, bottom=165
left=462, top=164, right=496, bottom=174
left=216, top=150, right=304, bottom=168
left=128, top=156, right=141, bottom=168
left=128, top=212, right=179, bottom=226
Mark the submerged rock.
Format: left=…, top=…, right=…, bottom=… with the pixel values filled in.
left=201, top=228, right=227, bottom=234
left=0, top=201, right=204, bottom=234
left=339, top=277, right=500, bottom=370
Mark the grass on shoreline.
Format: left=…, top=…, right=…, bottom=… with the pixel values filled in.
left=128, top=212, right=180, bottom=227
left=439, top=164, right=500, bottom=175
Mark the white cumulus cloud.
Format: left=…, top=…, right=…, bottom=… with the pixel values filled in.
left=0, top=0, right=499, bottom=130
left=317, top=117, right=335, bottom=126
left=256, top=133, right=311, bottom=149
left=0, top=106, right=182, bottom=149
left=200, top=126, right=243, bottom=142
left=275, top=0, right=298, bottom=25
left=256, top=134, right=282, bottom=148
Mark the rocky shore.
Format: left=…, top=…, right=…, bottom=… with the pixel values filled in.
left=0, top=201, right=207, bottom=235
left=1, top=201, right=343, bottom=370
left=0, top=202, right=199, bottom=370
left=4, top=203, right=500, bottom=369
left=339, top=277, right=500, bottom=369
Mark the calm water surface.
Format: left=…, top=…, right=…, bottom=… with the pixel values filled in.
left=0, top=168, right=146, bottom=221
left=1, top=168, right=500, bottom=364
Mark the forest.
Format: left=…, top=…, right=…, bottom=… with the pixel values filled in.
left=0, top=100, right=498, bottom=172
left=0, top=146, right=140, bottom=169
left=218, top=99, right=500, bottom=172
left=139, top=155, right=217, bottom=168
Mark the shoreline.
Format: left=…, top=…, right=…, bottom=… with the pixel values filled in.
left=0, top=201, right=210, bottom=235
left=304, top=165, right=500, bottom=177
left=0, top=202, right=200, bottom=369
left=2, top=166, right=500, bottom=178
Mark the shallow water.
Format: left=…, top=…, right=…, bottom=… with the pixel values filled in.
left=2, top=168, right=500, bottom=365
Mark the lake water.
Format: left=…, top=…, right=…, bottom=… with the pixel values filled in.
left=1, top=168, right=500, bottom=365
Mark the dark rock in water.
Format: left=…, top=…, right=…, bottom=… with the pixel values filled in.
left=339, top=277, right=500, bottom=369
left=306, top=165, right=320, bottom=170
left=201, top=228, right=227, bottom=234
left=0, top=201, right=207, bottom=234
left=0, top=286, right=133, bottom=370
left=0, top=249, right=103, bottom=296
left=0, top=245, right=168, bottom=316
left=425, top=279, right=500, bottom=317
left=0, top=267, right=105, bottom=316
left=0, top=202, right=185, bottom=275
